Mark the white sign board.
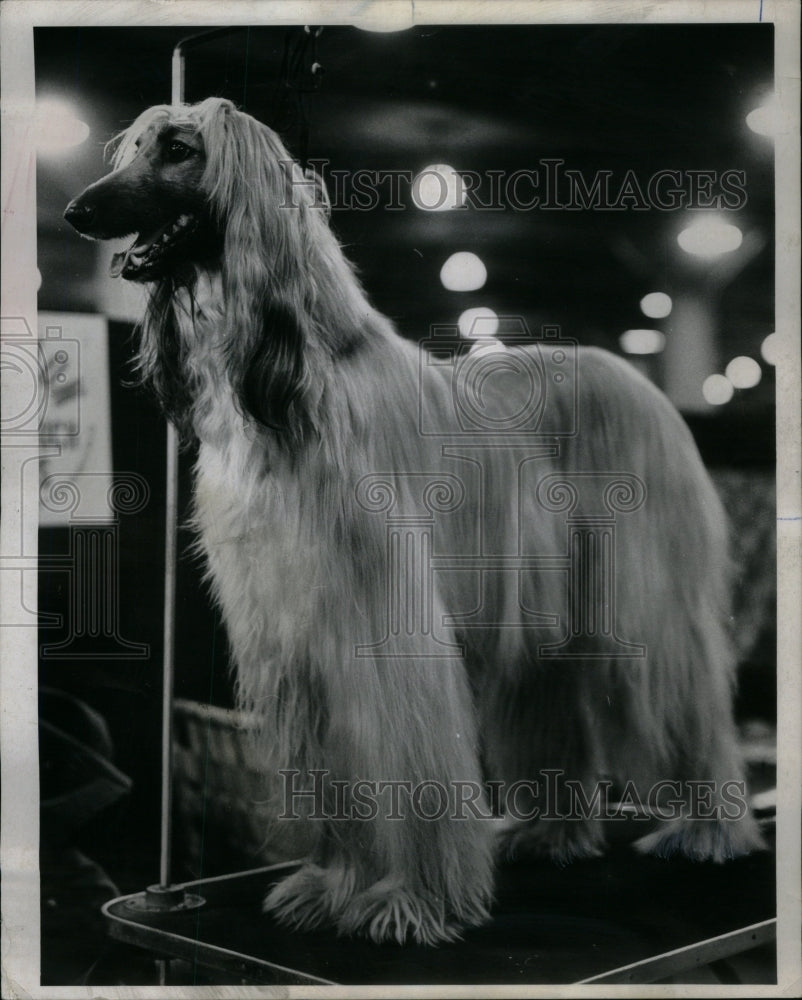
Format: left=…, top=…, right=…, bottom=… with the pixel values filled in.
left=37, top=312, right=113, bottom=526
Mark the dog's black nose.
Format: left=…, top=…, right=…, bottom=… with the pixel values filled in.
left=64, top=199, right=95, bottom=232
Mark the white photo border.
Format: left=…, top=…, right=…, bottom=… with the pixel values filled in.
left=2, top=2, right=799, bottom=997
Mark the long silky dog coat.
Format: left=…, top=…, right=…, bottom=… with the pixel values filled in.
left=65, top=98, right=761, bottom=944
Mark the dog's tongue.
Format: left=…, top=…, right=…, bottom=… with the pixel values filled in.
left=110, top=241, right=145, bottom=278
left=109, top=249, right=131, bottom=278
left=110, top=232, right=155, bottom=278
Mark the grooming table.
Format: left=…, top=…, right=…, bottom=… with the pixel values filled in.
left=103, top=844, right=775, bottom=986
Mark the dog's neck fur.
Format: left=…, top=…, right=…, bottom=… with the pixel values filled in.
left=169, top=265, right=236, bottom=448
left=165, top=252, right=396, bottom=455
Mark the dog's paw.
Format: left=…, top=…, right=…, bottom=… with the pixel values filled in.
left=264, top=865, right=491, bottom=945
left=263, top=863, right=357, bottom=932
left=498, top=817, right=606, bottom=864
left=336, top=876, right=488, bottom=946
left=634, top=816, right=765, bottom=862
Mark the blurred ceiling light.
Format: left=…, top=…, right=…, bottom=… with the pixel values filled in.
left=702, top=374, right=734, bottom=406
left=458, top=306, right=499, bottom=339
left=677, top=217, right=743, bottom=257
left=639, top=291, right=673, bottom=319
left=725, top=355, right=762, bottom=389
left=760, top=331, right=780, bottom=366
left=412, top=164, right=465, bottom=211
left=440, top=252, right=487, bottom=292
left=619, top=328, right=666, bottom=355
left=746, top=98, right=778, bottom=137
left=36, top=98, right=90, bottom=153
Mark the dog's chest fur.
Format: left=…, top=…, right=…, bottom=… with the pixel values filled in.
left=172, top=272, right=321, bottom=663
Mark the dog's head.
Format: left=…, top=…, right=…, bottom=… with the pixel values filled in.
left=64, top=101, right=228, bottom=282
left=65, top=98, right=332, bottom=291
left=65, top=98, right=356, bottom=443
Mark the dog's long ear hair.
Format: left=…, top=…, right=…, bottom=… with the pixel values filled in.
left=115, top=98, right=367, bottom=444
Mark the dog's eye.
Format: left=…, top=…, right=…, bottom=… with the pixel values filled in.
left=165, top=139, right=193, bottom=163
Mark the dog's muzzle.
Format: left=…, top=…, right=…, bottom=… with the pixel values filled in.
left=64, top=194, right=205, bottom=282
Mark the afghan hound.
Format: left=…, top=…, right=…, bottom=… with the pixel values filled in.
left=65, top=97, right=762, bottom=945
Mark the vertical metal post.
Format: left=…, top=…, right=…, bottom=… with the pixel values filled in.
left=158, top=427, right=179, bottom=889
left=157, top=43, right=185, bottom=893
left=171, top=45, right=185, bottom=108
left=155, top=25, right=246, bottom=897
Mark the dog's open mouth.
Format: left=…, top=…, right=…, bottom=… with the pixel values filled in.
left=110, top=213, right=199, bottom=281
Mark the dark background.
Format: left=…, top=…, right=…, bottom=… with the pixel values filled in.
left=34, top=23, right=776, bottom=984
left=37, top=25, right=774, bottom=375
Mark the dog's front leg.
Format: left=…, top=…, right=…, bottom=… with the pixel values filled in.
left=263, top=615, right=496, bottom=946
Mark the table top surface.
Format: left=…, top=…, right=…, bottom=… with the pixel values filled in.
left=104, top=839, right=776, bottom=986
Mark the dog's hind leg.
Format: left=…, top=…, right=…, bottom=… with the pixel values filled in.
left=487, top=350, right=764, bottom=865
left=629, top=609, right=765, bottom=862
left=484, top=484, right=763, bottom=865
left=480, top=657, right=623, bottom=863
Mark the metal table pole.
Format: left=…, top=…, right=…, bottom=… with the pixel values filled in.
left=151, top=39, right=185, bottom=900
left=151, top=26, right=245, bottom=907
